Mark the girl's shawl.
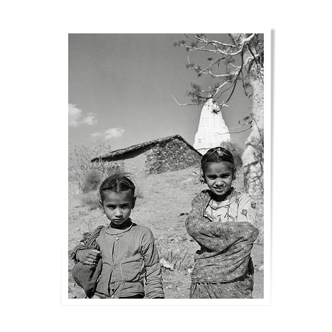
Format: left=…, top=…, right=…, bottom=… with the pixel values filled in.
left=185, top=190, right=259, bottom=283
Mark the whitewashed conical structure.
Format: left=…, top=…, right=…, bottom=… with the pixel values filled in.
left=193, top=98, right=231, bottom=155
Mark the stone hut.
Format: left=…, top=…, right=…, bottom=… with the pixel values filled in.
left=91, top=134, right=202, bottom=176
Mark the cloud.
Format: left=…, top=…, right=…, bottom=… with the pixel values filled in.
left=68, top=104, right=82, bottom=127
left=82, top=113, right=97, bottom=126
left=104, top=127, right=125, bottom=139
left=68, top=104, right=97, bottom=127
left=91, top=132, right=101, bottom=137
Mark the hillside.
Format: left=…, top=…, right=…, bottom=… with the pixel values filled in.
left=68, top=166, right=264, bottom=299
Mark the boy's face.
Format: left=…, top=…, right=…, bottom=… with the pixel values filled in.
left=204, top=161, right=234, bottom=198
left=101, top=190, right=135, bottom=226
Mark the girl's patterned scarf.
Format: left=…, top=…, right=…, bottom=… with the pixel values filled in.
left=185, top=190, right=259, bottom=283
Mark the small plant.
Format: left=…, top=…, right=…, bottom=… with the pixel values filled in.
left=157, top=246, right=193, bottom=272
left=82, top=169, right=102, bottom=193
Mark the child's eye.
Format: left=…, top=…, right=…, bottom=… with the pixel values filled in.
left=106, top=205, right=116, bottom=209
left=206, top=173, right=231, bottom=180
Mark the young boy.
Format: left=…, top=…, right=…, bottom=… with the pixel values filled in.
left=70, top=172, right=164, bottom=299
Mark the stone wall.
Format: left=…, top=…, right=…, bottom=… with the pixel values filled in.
left=123, top=152, right=147, bottom=176
left=92, top=138, right=201, bottom=176
left=145, top=138, right=201, bottom=174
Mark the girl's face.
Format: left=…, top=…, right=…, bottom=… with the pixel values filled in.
left=101, top=190, right=135, bottom=226
left=203, top=161, right=234, bottom=198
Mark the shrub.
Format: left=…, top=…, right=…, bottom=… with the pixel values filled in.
left=68, top=140, right=112, bottom=193
left=82, top=169, right=102, bottom=193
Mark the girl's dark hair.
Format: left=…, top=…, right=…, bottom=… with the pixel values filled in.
left=201, top=146, right=235, bottom=166
left=99, top=172, right=136, bottom=202
left=201, top=147, right=235, bottom=177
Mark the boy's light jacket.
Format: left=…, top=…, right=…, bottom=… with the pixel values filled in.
left=185, top=190, right=259, bottom=283
left=71, top=221, right=164, bottom=299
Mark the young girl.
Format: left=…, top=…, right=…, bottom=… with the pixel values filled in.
left=70, top=172, right=165, bottom=299
left=185, top=147, right=259, bottom=299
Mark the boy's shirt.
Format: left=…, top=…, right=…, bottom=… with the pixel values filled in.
left=94, top=222, right=164, bottom=299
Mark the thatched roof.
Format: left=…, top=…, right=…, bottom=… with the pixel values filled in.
left=91, top=134, right=202, bottom=162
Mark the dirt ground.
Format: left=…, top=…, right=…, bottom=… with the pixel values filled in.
left=68, top=166, right=264, bottom=299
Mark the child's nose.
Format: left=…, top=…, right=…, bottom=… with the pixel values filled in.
left=216, top=178, right=223, bottom=185
left=115, top=208, right=122, bottom=216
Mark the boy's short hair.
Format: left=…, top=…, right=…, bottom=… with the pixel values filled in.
left=99, top=172, right=136, bottom=202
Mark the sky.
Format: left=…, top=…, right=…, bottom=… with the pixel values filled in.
left=68, top=34, right=252, bottom=152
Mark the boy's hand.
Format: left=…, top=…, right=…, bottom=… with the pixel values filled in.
left=76, top=249, right=100, bottom=265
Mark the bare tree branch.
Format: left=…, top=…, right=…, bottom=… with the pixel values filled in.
left=174, top=33, right=263, bottom=115
left=171, top=94, right=229, bottom=109
left=171, top=95, right=198, bottom=106
left=217, top=126, right=252, bottom=136
left=191, top=33, right=256, bottom=56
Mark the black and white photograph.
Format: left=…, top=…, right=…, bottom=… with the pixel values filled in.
left=67, top=33, right=270, bottom=303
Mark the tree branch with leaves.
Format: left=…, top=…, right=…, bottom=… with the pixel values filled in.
left=173, top=33, right=263, bottom=108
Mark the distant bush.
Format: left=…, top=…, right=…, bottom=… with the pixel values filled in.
left=82, top=169, right=102, bottom=193
left=68, top=140, right=113, bottom=193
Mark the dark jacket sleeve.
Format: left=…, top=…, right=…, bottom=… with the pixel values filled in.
left=141, top=228, right=165, bottom=299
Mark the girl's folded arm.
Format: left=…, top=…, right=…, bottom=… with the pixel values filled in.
left=185, top=195, right=258, bottom=252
